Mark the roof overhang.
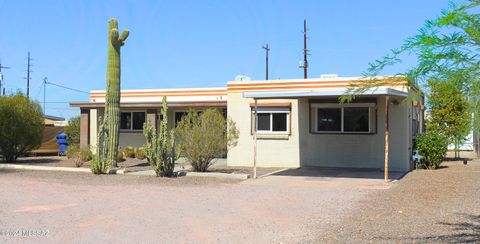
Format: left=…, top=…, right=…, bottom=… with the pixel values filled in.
left=243, top=87, right=408, bottom=99
left=70, top=101, right=227, bottom=108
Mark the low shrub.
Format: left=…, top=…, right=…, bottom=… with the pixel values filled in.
left=135, top=147, right=146, bottom=160
left=176, top=109, right=239, bottom=172
left=79, top=147, right=92, bottom=162
left=73, top=157, right=84, bottom=167
left=124, top=146, right=135, bottom=158
left=415, top=131, right=448, bottom=169
left=67, top=145, right=91, bottom=167
left=66, top=144, right=80, bottom=159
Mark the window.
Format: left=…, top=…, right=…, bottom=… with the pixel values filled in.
left=343, top=107, right=369, bottom=132
left=175, top=112, right=188, bottom=125
left=120, top=111, right=145, bottom=131
left=174, top=111, right=202, bottom=127
left=252, top=108, right=290, bottom=133
left=316, top=108, right=341, bottom=132
left=312, top=103, right=375, bottom=133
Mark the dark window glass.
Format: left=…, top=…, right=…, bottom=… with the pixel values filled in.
left=272, top=113, right=287, bottom=131
left=120, top=112, right=131, bottom=130
left=175, top=112, right=188, bottom=125
left=344, top=107, right=369, bottom=132
left=257, top=113, right=271, bottom=131
left=132, top=112, right=146, bottom=130
left=317, top=108, right=341, bottom=131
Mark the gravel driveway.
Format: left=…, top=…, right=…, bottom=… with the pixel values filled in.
left=0, top=159, right=477, bottom=243
left=0, top=168, right=384, bottom=243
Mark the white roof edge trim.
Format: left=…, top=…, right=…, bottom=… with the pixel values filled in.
left=243, top=87, right=408, bottom=99
left=90, top=87, right=227, bottom=93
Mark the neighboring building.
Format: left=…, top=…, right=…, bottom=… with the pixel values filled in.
left=31, top=115, right=68, bottom=155
left=70, top=76, right=424, bottom=172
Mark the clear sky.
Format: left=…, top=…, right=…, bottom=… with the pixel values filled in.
left=0, top=0, right=450, bottom=119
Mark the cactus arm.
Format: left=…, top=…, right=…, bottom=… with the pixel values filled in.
left=119, top=30, right=129, bottom=42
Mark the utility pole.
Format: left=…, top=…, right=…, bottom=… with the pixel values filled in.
left=262, top=44, right=270, bottom=80
left=26, top=52, right=32, bottom=97
left=0, top=62, right=11, bottom=96
left=43, top=77, right=47, bottom=114
left=302, top=19, right=308, bottom=79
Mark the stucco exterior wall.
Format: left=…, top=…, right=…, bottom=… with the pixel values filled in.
left=299, top=96, right=411, bottom=172
left=227, top=92, right=301, bottom=168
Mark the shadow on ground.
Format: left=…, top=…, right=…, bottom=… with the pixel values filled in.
left=2, top=157, right=62, bottom=164
left=272, top=167, right=406, bottom=180
left=413, top=214, right=480, bottom=243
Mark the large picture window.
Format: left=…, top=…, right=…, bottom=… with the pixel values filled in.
left=120, top=111, right=146, bottom=131
left=252, top=108, right=290, bottom=134
left=312, top=103, right=375, bottom=133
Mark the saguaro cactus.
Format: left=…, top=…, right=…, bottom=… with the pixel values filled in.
left=97, top=18, right=129, bottom=170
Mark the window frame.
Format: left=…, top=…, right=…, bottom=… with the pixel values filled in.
left=252, top=107, right=290, bottom=134
left=174, top=110, right=202, bottom=127
left=311, top=103, right=375, bottom=134
left=120, top=111, right=146, bottom=132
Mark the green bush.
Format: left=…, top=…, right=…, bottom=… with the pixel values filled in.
left=176, top=109, right=239, bottom=172
left=79, top=147, right=92, bottom=162
left=65, top=116, right=80, bottom=145
left=0, top=92, right=44, bottom=162
left=135, top=147, right=145, bottom=160
left=124, top=146, right=135, bottom=158
left=415, top=131, right=448, bottom=169
left=66, top=144, right=80, bottom=159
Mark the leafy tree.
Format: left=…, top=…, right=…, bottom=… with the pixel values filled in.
left=64, top=116, right=80, bottom=145
left=340, top=0, right=480, bottom=156
left=427, top=78, right=470, bottom=158
left=0, top=93, right=44, bottom=162
left=176, top=109, right=239, bottom=172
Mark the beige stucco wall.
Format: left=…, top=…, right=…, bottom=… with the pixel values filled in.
left=227, top=94, right=413, bottom=172
left=227, top=92, right=301, bottom=168
left=298, top=96, right=411, bottom=172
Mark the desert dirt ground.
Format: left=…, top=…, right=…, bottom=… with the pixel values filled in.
left=12, top=156, right=281, bottom=177
left=0, top=158, right=478, bottom=243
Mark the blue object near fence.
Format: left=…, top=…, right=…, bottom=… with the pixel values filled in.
left=56, top=133, right=68, bottom=156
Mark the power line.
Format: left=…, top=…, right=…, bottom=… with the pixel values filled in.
left=44, top=80, right=89, bottom=94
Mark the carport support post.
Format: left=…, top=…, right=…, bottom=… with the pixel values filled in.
left=384, top=96, right=390, bottom=182
left=253, top=98, right=258, bottom=179
left=253, top=99, right=258, bottom=179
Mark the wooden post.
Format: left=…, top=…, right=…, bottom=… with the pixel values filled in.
left=384, top=96, right=390, bottom=182
left=253, top=99, right=258, bottom=179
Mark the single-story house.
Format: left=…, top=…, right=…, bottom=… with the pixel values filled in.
left=70, top=76, right=424, bottom=173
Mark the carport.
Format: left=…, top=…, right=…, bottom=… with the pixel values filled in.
left=245, top=87, right=412, bottom=182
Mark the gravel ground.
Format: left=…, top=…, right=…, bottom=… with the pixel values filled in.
left=10, top=156, right=283, bottom=178
left=0, top=168, right=379, bottom=243
left=1, top=159, right=476, bottom=243
left=320, top=159, right=480, bottom=243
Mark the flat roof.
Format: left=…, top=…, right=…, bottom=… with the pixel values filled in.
left=243, top=87, right=408, bottom=99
